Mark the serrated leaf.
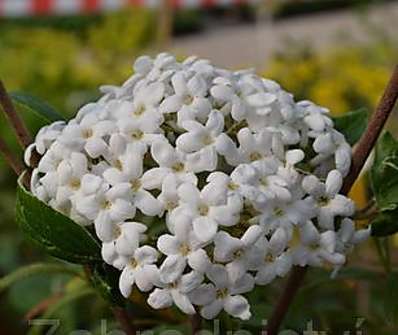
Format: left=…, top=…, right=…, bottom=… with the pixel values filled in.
left=10, top=91, right=65, bottom=123
left=371, top=209, right=398, bottom=237
left=88, top=263, right=125, bottom=307
left=370, top=132, right=398, bottom=211
left=16, top=180, right=101, bottom=264
left=332, top=108, right=368, bottom=145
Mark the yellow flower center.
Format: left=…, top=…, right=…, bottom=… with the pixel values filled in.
left=165, top=200, right=178, bottom=210
left=202, top=134, right=214, bottom=146
left=228, top=182, right=239, bottom=191
left=131, top=129, right=144, bottom=140
left=130, top=258, right=138, bottom=268
left=249, top=152, right=262, bottom=161
left=317, top=196, right=329, bottom=207
left=260, top=177, right=268, bottom=187
left=172, top=162, right=185, bottom=172
left=179, top=243, right=191, bottom=256
left=233, top=249, right=244, bottom=259
left=113, top=225, right=122, bottom=238
left=101, top=200, right=112, bottom=210
left=133, top=104, right=146, bottom=116
left=82, top=128, right=93, bottom=139
left=273, top=207, right=285, bottom=217
left=198, top=204, right=209, bottom=216
left=69, top=178, right=81, bottom=190
left=114, top=159, right=123, bottom=171
left=183, top=95, right=194, bottom=105
left=265, top=253, right=275, bottom=263
left=130, top=179, right=142, bottom=192
left=216, top=288, right=229, bottom=299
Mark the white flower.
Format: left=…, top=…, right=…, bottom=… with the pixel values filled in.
left=231, top=160, right=290, bottom=207
left=236, top=128, right=273, bottom=163
left=259, top=198, right=314, bottom=237
left=302, top=170, right=355, bottom=229
left=74, top=179, right=135, bottom=232
left=158, top=214, right=210, bottom=283
left=117, top=118, right=164, bottom=152
left=59, top=113, right=115, bottom=158
left=55, top=152, right=88, bottom=207
left=100, top=221, right=147, bottom=255
left=336, top=218, right=370, bottom=254
left=103, top=146, right=163, bottom=216
left=253, top=228, right=292, bottom=285
left=148, top=140, right=197, bottom=188
left=190, top=264, right=253, bottom=320
left=177, top=182, right=240, bottom=242
left=176, top=110, right=225, bottom=172
left=24, top=121, right=66, bottom=166
left=119, top=246, right=159, bottom=297
left=159, top=72, right=211, bottom=126
left=293, top=221, right=346, bottom=267
left=114, top=82, right=165, bottom=126
left=148, top=271, right=204, bottom=315
left=26, top=53, right=364, bottom=320
left=213, top=225, right=263, bottom=282
left=158, top=174, right=182, bottom=215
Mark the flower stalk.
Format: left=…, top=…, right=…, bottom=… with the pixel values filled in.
left=190, top=313, right=202, bottom=334
left=264, top=65, right=398, bottom=335
left=0, top=80, right=32, bottom=148
left=0, top=136, right=24, bottom=175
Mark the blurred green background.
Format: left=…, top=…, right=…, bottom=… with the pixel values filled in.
left=1, top=0, right=398, bottom=334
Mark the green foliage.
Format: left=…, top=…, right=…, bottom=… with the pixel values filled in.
left=88, top=263, right=126, bottom=307
left=371, top=132, right=398, bottom=211
left=332, top=108, right=368, bottom=145
left=370, top=132, right=398, bottom=236
left=11, top=92, right=65, bottom=123
left=384, top=272, right=398, bottom=324
left=0, top=262, right=82, bottom=293
left=16, top=179, right=101, bottom=264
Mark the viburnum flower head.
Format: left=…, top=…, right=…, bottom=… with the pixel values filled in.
left=25, top=53, right=370, bottom=320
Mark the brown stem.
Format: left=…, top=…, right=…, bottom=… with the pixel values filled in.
left=190, top=313, right=202, bottom=334
left=264, top=65, right=398, bottom=335
left=341, top=65, right=398, bottom=195
left=264, top=267, right=307, bottom=335
left=24, top=293, right=63, bottom=321
left=0, top=136, right=24, bottom=175
left=112, top=306, right=136, bottom=335
left=0, top=80, right=32, bottom=148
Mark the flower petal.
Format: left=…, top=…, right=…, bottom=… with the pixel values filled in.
left=159, top=255, right=187, bottom=283
left=224, top=295, right=251, bottom=320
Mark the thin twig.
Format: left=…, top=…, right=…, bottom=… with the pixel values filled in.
left=0, top=80, right=32, bottom=148
left=341, top=65, right=398, bottom=195
left=264, top=65, right=398, bottom=335
left=190, top=313, right=202, bottom=335
left=24, top=293, right=63, bottom=321
left=0, top=136, right=24, bottom=175
left=112, top=307, right=136, bottom=335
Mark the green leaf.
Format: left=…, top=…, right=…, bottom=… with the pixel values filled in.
left=370, top=132, right=398, bottom=211
left=27, top=287, right=95, bottom=335
left=10, top=91, right=65, bottom=123
left=16, top=179, right=101, bottom=264
left=371, top=209, right=398, bottom=237
left=384, top=272, right=398, bottom=324
left=0, top=262, right=82, bottom=294
left=332, top=108, right=368, bottom=145
left=88, top=263, right=125, bottom=307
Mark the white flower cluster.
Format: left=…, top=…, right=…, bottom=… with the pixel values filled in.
left=25, top=53, right=370, bottom=320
